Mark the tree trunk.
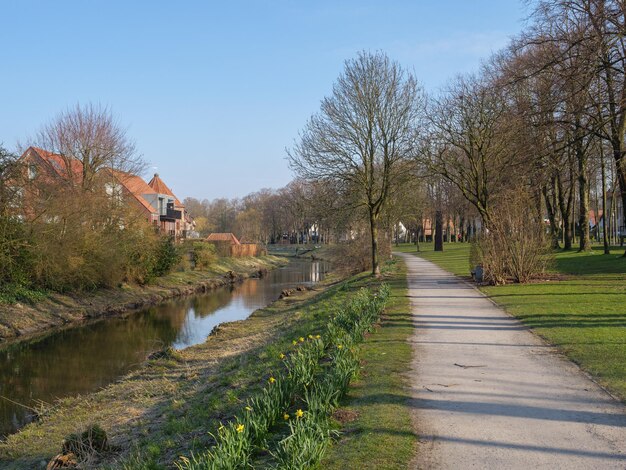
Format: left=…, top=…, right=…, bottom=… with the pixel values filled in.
left=557, top=170, right=573, bottom=250
left=578, top=150, right=591, bottom=252
left=601, top=150, right=610, bottom=254
left=564, top=215, right=573, bottom=250
left=459, top=215, right=465, bottom=242
left=543, top=182, right=560, bottom=249
left=369, top=210, right=380, bottom=276
left=616, top=158, right=626, bottom=255
left=395, top=221, right=400, bottom=246
left=434, top=210, right=443, bottom=252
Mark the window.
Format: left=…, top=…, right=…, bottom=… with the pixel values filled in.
left=27, top=165, right=37, bottom=180
left=105, top=182, right=123, bottom=201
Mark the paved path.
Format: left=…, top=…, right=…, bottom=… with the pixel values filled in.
left=396, top=252, right=626, bottom=469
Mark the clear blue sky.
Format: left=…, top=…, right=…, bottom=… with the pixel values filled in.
left=0, top=1, right=528, bottom=200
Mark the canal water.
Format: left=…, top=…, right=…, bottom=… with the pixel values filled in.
left=0, top=259, right=328, bottom=438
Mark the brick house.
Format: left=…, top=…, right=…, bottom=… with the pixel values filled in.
left=147, top=173, right=195, bottom=238
left=17, top=147, right=193, bottom=239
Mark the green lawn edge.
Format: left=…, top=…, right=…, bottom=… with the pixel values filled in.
left=321, top=257, right=417, bottom=470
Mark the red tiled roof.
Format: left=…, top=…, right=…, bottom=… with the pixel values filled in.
left=22, top=148, right=176, bottom=218
left=30, top=147, right=84, bottom=182
left=110, top=170, right=158, bottom=214
left=114, top=170, right=156, bottom=196
left=148, top=173, right=183, bottom=207
left=206, top=233, right=241, bottom=245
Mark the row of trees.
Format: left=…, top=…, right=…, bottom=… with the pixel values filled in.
left=286, top=0, right=626, bottom=278
left=184, top=179, right=366, bottom=246
left=426, top=0, right=626, bottom=254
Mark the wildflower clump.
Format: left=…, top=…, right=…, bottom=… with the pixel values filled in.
left=176, top=283, right=390, bottom=470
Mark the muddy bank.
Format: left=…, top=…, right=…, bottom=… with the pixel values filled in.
left=0, top=256, right=287, bottom=345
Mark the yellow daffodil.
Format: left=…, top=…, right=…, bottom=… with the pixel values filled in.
left=299, top=337, right=305, bottom=342
left=308, top=334, right=313, bottom=339
left=245, top=406, right=252, bottom=411
left=292, top=340, right=297, bottom=345
left=269, top=377, right=276, bottom=384
left=236, top=423, right=245, bottom=433
left=279, top=353, right=285, bottom=359
left=295, top=409, right=304, bottom=418
left=315, top=335, right=321, bottom=339
left=283, top=413, right=290, bottom=420
left=337, top=344, right=343, bottom=349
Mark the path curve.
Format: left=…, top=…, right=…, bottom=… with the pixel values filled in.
left=396, top=252, right=626, bottom=469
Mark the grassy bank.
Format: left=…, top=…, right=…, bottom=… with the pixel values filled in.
left=0, top=255, right=287, bottom=343
left=397, top=242, right=626, bottom=400
left=0, top=258, right=416, bottom=469
left=321, top=258, right=416, bottom=470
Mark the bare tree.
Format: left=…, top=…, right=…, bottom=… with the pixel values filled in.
left=527, top=0, right=626, bottom=254
left=425, top=73, right=522, bottom=226
left=288, top=51, right=423, bottom=275
left=34, top=103, right=143, bottom=190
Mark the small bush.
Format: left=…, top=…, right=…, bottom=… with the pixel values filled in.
left=476, top=191, right=553, bottom=284
left=329, top=231, right=391, bottom=274
left=151, top=237, right=181, bottom=277
left=62, top=424, right=108, bottom=458
left=191, top=242, right=217, bottom=270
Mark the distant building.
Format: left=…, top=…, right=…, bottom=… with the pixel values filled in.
left=110, top=170, right=160, bottom=225
left=206, top=232, right=241, bottom=245
left=17, top=147, right=193, bottom=239
left=146, top=173, right=193, bottom=238
left=20, top=146, right=83, bottom=185
left=205, top=232, right=260, bottom=257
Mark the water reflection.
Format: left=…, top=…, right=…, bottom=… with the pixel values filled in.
left=0, top=260, right=328, bottom=437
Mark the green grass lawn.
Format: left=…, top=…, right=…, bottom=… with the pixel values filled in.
left=394, top=241, right=472, bottom=277
left=554, top=246, right=626, bottom=277
left=396, top=241, right=626, bottom=401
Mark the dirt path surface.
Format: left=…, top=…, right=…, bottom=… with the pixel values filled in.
left=397, top=252, right=626, bottom=469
